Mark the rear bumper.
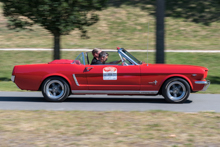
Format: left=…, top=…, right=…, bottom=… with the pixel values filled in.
left=195, top=80, right=210, bottom=91
left=11, top=75, right=15, bottom=82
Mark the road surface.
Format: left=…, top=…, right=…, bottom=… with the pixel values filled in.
left=0, top=92, right=219, bottom=112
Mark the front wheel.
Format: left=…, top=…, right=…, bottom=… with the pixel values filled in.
left=162, top=78, right=190, bottom=103
left=42, top=77, right=70, bottom=102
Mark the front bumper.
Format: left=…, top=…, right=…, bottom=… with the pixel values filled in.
left=195, top=80, right=210, bottom=91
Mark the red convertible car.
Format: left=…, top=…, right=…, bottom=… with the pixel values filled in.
left=11, top=47, right=210, bottom=103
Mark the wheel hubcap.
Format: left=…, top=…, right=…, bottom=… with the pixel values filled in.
left=46, top=80, right=64, bottom=100
left=167, top=81, right=186, bottom=101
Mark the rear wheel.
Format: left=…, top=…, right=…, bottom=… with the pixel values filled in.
left=162, top=78, right=190, bottom=103
left=42, top=77, right=70, bottom=102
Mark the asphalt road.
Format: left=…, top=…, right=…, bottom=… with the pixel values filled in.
left=0, top=92, right=219, bottom=112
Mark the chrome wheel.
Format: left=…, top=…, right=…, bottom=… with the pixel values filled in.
left=167, top=81, right=186, bottom=101
left=162, top=78, right=190, bottom=103
left=46, top=80, right=64, bottom=100
left=42, top=77, right=70, bottom=102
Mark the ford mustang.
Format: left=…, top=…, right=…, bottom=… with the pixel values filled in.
left=11, top=47, right=210, bottom=103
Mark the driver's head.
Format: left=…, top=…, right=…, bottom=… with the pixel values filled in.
left=92, top=48, right=101, bottom=58
left=99, top=51, right=109, bottom=63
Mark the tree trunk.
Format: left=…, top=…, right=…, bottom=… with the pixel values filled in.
left=53, top=33, right=61, bottom=60
left=156, top=0, right=165, bottom=63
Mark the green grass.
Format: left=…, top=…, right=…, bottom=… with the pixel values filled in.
left=0, top=81, right=21, bottom=91
left=0, top=110, right=219, bottom=146
left=0, top=5, right=220, bottom=50
left=0, top=51, right=219, bottom=93
left=0, top=51, right=81, bottom=80
left=0, top=3, right=219, bottom=92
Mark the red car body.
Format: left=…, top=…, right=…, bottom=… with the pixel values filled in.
left=11, top=48, right=210, bottom=103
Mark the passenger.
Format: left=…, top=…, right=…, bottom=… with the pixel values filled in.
left=92, top=51, right=109, bottom=65
left=91, top=48, right=102, bottom=65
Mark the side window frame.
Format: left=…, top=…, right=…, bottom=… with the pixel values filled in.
left=72, top=52, right=86, bottom=65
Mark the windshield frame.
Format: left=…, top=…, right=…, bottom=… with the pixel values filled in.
left=118, top=48, right=142, bottom=65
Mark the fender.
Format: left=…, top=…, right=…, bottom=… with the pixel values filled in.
left=160, top=74, right=193, bottom=90
left=41, top=73, right=72, bottom=89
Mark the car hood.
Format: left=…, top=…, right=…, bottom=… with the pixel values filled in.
left=142, top=63, right=208, bottom=73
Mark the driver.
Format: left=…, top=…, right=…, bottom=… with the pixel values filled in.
left=93, top=51, right=124, bottom=65
left=93, top=51, right=109, bottom=65
left=91, top=48, right=102, bottom=65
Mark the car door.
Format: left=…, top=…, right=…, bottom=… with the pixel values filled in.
left=71, top=53, right=88, bottom=90
left=140, top=64, right=164, bottom=91
left=85, top=64, right=141, bottom=90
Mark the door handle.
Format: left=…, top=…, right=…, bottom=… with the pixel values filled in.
left=85, top=67, right=93, bottom=71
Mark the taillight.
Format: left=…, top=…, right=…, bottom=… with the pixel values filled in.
left=12, top=66, right=16, bottom=75
left=203, top=70, right=208, bottom=79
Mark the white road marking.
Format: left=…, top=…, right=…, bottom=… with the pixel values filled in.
left=0, top=48, right=220, bottom=53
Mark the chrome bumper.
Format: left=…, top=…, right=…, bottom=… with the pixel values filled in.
left=11, top=75, right=15, bottom=82
left=195, top=80, right=210, bottom=91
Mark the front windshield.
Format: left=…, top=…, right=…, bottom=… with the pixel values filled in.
left=121, top=49, right=142, bottom=64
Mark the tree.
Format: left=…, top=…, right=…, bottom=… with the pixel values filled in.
left=0, top=0, right=107, bottom=59
left=108, top=0, right=220, bottom=63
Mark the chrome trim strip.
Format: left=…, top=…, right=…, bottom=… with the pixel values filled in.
left=195, top=80, right=210, bottom=91
left=195, top=81, right=208, bottom=84
left=72, top=90, right=158, bottom=94
left=203, top=80, right=210, bottom=91
left=11, top=75, right=15, bottom=82
left=149, top=80, right=158, bottom=85
left=72, top=74, right=80, bottom=86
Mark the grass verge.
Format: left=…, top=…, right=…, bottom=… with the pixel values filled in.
left=0, top=51, right=219, bottom=93
left=0, top=110, right=219, bottom=147
left=0, top=4, right=220, bottom=50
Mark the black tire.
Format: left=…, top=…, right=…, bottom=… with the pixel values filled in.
left=162, top=78, right=190, bottom=103
left=42, top=77, right=70, bottom=102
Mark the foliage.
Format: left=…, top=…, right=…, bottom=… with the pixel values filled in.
left=0, top=0, right=107, bottom=59
left=108, top=0, right=220, bottom=25
left=0, top=5, right=219, bottom=50
left=166, top=0, right=220, bottom=26
left=1, top=0, right=107, bottom=36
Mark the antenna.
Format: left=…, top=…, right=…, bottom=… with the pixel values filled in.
left=147, top=22, right=149, bottom=66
